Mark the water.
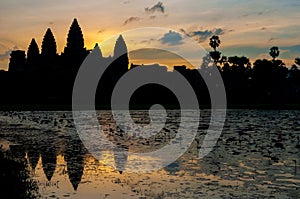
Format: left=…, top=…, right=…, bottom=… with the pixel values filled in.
left=0, top=110, right=299, bottom=198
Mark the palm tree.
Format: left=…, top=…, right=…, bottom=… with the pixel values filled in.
left=269, top=46, right=280, bottom=61
left=209, top=35, right=221, bottom=64
left=209, top=35, right=221, bottom=51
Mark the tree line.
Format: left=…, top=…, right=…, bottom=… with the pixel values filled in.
left=204, top=35, right=300, bottom=106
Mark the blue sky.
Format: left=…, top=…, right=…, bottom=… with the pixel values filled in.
left=0, top=0, right=300, bottom=69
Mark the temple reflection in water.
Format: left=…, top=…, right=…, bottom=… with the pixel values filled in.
left=5, top=110, right=201, bottom=192
left=0, top=110, right=299, bottom=198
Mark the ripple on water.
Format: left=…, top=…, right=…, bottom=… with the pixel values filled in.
left=0, top=110, right=299, bottom=198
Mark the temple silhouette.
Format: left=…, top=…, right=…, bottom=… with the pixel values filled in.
left=0, top=18, right=300, bottom=108
left=0, top=18, right=130, bottom=107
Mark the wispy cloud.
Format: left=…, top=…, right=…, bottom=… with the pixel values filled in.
left=268, top=37, right=277, bottom=42
left=0, top=50, right=11, bottom=61
left=282, top=44, right=300, bottom=53
left=0, top=45, right=18, bottom=61
left=221, top=45, right=268, bottom=58
left=160, top=30, right=183, bottom=46
left=145, top=2, right=165, bottom=14
left=181, top=28, right=224, bottom=43
left=97, top=29, right=105, bottom=34
left=140, top=38, right=156, bottom=45
left=123, top=17, right=141, bottom=25
left=281, top=44, right=300, bottom=59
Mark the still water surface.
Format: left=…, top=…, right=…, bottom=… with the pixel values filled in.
left=0, top=110, right=299, bottom=198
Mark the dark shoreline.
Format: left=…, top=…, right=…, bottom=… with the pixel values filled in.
left=0, top=103, right=300, bottom=111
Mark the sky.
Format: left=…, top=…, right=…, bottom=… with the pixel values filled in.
left=1, top=0, right=300, bottom=70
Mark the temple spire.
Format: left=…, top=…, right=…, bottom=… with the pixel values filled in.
left=113, top=35, right=128, bottom=58
left=41, top=28, right=57, bottom=59
left=64, top=18, right=85, bottom=56
left=26, top=38, right=40, bottom=70
left=113, top=35, right=129, bottom=72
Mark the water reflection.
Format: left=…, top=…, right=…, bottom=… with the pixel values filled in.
left=27, top=142, right=39, bottom=171
left=64, top=136, right=86, bottom=190
left=0, top=110, right=299, bottom=198
left=40, top=130, right=58, bottom=181
left=0, top=144, right=39, bottom=199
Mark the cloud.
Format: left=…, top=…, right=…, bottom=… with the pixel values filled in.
left=123, top=17, right=141, bottom=25
left=257, top=11, right=264, bottom=16
left=282, top=45, right=300, bottom=53
left=181, top=28, right=224, bottom=43
left=145, top=2, right=165, bottom=14
left=0, top=45, right=18, bottom=61
left=268, top=37, right=277, bottom=42
left=221, top=45, right=268, bottom=58
left=97, top=29, right=105, bottom=34
left=140, top=38, right=156, bottom=45
left=214, top=28, right=224, bottom=35
left=281, top=44, right=300, bottom=59
left=0, top=50, right=11, bottom=61
left=160, top=30, right=183, bottom=46
left=129, top=48, right=192, bottom=69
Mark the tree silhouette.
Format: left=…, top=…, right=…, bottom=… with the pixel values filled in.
left=269, top=46, right=280, bottom=61
left=41, top=28, right=57, bottom=60
left=252, top=59, right=273, bottom=99
left=289, top=60, right=300, bottom=87
left=291, top=58, right=300, bottom=83
left=222, top=56, right=251, bottom=102
left=228, top=56, right=251, bottom=74
left=219, top=56, right=228, bottom=66
left=295, top=57, right=300, bottom=67
left=209, top=35, right=221, bottom=51
left=252, top=56, right=288, bottom=103
left=209, top=35, right=222, bottom=64
left=210, top=51, right=221, bottom=64
left=200, top=54, right=213, bottom=76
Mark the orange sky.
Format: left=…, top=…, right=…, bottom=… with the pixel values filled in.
left=1, top=0, right=300, bottom=70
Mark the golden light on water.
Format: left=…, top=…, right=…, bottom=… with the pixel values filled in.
left=0, top=109, right=299, bottom=198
